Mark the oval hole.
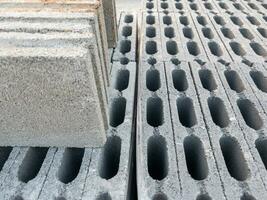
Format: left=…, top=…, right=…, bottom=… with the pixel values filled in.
left=109, top=97, right=127, bottom=127
left=187, top=41, right=200, bottom=56
left=146, top=41, right=158, bottom=55
left=208, top=97, right=230, bottom=128
left=220, top=136, right=249, bottom=181
left=161, top=2, right=168, bottom=9
left=230, top=16, right=243, bottom=26
left=233, top=3, right=243, bottom=10
left=209, top=41, right=223, bottom=56
left=229, top=42, right=246, bottom=56
left=202, top=27, right=214, bottom=39
left=124, top=15, right=133, bottom=23
left=255, top=137, right=267, bottom=170
left=239, top=28, right=254, bottom=40
left=224, top=70, right=245, bottom=93
left=257, top=28, right=267, bottom=38
left=250, top=42, right=267, bottom=57
left=250, top=71, right=267, bottom=93
left=199, top=69, right=218, bottom=91
left=180, top=16, right=189, bottom=26
left=247, top=16, right=260, bottom=25
left=57, top=148, right=84, bottom=184
left=147, top=97, right=164, bottom=127
left=96, top=193, right=112, bottom=200
left=183, top=27, right=194, bottom=39
left=146, top=15, right=155, bottom=25
left=146, top=2, right=154, bottom=9
left=163, top=16, right=172, bottom=25
left=146, top=69, right=161, bottom=91
left=119, top=40, right=131, bottom=54
left=197, top=194, right=212, bottom=200
left=114, top=69, right=129, bottom=92
left=172, top=69, right=188, bottom=92
left=197, top=16, right=207, bottom=26
left=204, top=2, right=213, bottom=10
left=177, top=97, right=197, bottom=127
left=0, top=147, right=12, bottom=171
left=190, top=3, right=199, bottom=10
left=221, top=27, right=235, bottom=39
left=166, top=40, right=178, bottom=55
left=146, top=26, right=156, bottom=38
left=175, top=3, right=183, bottom=10
left=213, top=16, right=226, bottom=25
left=184, top=135, right=208, bottom=180
left=248, top=3, right=258, bottom=10
left=164, top=27, right=175, bottom=38
left=18, top=147, right=48, bottom=183
left=98, top=136, right=121, bottom=179
left=122, top=26, right=132, bottom=37
left=219, top=2, right=229, bottom=9
left=237, top=99, right=263, bottom=130
left=147, top=135, right=169, bottom=180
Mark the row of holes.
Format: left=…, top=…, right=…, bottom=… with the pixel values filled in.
left=119, top=15, right=134, bottom=54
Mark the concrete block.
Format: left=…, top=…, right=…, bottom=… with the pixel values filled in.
left=0, top=47, right=108, bottom=147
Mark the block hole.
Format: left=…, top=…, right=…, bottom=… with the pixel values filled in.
left=202, top=27, right=214, bottom=39
left=219, top=2, right=229, bottom=9
left=187, top=41, right=200, bottom=56
left=177, top=97, right=197, bottom=128
left=124, top=15, right=133, bottom=23
left=197, top=16, right=208, bottom=26
left=152, top=193, right=168, bottom=200
left=196, top=194, right=212, bottom=200
left=57, top=148, right=84, bottom=184
left=208, top=41, right=223, bottom=57
left=250, top=71, right=267, bottom=93
left=240, top=194, right=256, bottom=200
left=255, top=137, right=267, bottom=170
left=221, top=27, right=235, bottom=39
left=224, top=70, right=245, bottom=93
left=190, top=3, right=199, bottom=10
left=171, top=58, right=181, bottom=65
left=239, top=28, right=254, bottom=40
left=263, top=16, right=267, bottom=22
left=146, top=15, right=155, bottom=25
left=147, top=57, right=157, bottom=65
left=96, top=193, right=112, bottom=200
left=146, top=2, right=154, bottom=9
left=122, top=26, right=132, bottom=37
left=119, top=40, right=131, bottom=54
left=172, top=69, right=188, bottom=92
left=233, top=3, right=244, bottom=10
left=183, top=27, right=194, bottom=39
left=230, top=16, right=243, bottom=26
left=163, top=16, right=172, bottom=25
left=237, top=99, right=263, bottom=130
left=164, top=27, right=175, bottom=38
left=184, top=135, right=208, bottom=180
left=229, top=42, right=246, bottom=56
left=120, top=57, right=129, bottom=65
left=208, top=97, right=230, bottom=128
left=146, top=41, right=158, bottom=55
left=146, top=69, right=161, bottom=91
left=98, top=136, right=121, bottom=180
left=250, top=42, right=267, bottom=57
left=147, top=97, right=164, bottom=127
left=247, top=16, right=260, bottom=25
left=204, top=2, right=213, bottom=10
left=109, top=97, right=127, bottom=127
left=220, top=136, right=249, bottom=181
left=55, top=197, right=66, bottom=200
left=262, top=4, right=267, bottom=9
left=199, top=69, right=217, bottom=91
left=13, top=196, right=24, bottom=200
left=257, top=28, right=267, bottom=38
left=213, top=16, right=226, bottom=25
left=179, top=16, right=189, bottom=26
left=114, top=69, right=129, bottom=92
left=248, top=3, right=258, bottom=10
left=175, top=3, right=183, bottom=10
left=146, top=26, right=156, bottom=38
left=147, top=135, right=169, bottom=180
left=166, top=41, right=178, bottom=55
left=18, top=147, right=48, bottom=183
left=0, top=147, right=12, bottom=171
left=161, top=2, right=168, bottom=9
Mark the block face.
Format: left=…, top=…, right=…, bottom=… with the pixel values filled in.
left=0, top=51, right=107, bottom=147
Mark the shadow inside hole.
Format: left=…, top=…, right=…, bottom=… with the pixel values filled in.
left=202, top=27, right=214, bottom=39
left=163, top=15, right=172, bottom=25
left=55, top=197, right=66, bottom=200
left=237, top=98, right=263, bottom=130
left=250, top=71, right=267, bottom=93
left=197, top=16, right=207, bottom=26
left=180, top=16, right=189, bottom=26
left=208, top=41, right=223, bottom=57
left=204, top=2, right=213, bottom=10
left=172, top=69, right=188, bottom=92
left=18, top=147, right=48, bottom=183
left=146, top=2, right=154, bottom=9
left=146, top=97, right=164, bottom=127
left=190, top=3, right=198, bottom=10
left=177, top=96, right=197, bottom=127
left=152, top=193, right=168, bottom=200
left=229, top=41, right=246, bottom=56
left=199, top=69, right=218, bottom=91
left=98, top=136, right=121, bottom=180
left=248, top=3, right=259, bottom=10
left=146, top=26, right=156, bottom=38
left=166, top=40, right=178, bottom=55
left=213, top=16, right=226, bottom=25
left=207, top=97, right=230, bottom=128
left=255, top=137, right=267, bottom=170
left=175, top=2, right=183, bottom=10
left=122, top=26, right=132, bottom=37
left=146, top=15, right=155, bottom=25
left=187, top=41, right=200, bottom=56
left=196, top=194, right=212, bottom=200
left=220, top=135, right=249, bottom=181
left=230, top=16, right=243, bottom=26
left=146, top=69, right=161, bottom=91
left=13, top=196, right=24, bottom=200
left=224, top=70, right=245, bottom=93
left=96, top=193, right=112, bottom=200
left=250, top=42, right=267, bottom=57
left=161, top=2, right=168, bottom=9
left=124, top=15, right=133, bottom=23
left=114, top=69, right=130, bottom=92
left=239, top=28, right=254, bottom=40
left=164, top=27, right=175, bottom=38
left=147, top=57, right=157, bottom=65
left=120, top=57, right=129, bottom=65
left=0, top=147, right=12, bottom=171
left=146, top=41, right=158, bottom=55
left=257, top=28, right=267, bottom=38
left=219, top=2, right=229, bottom=9
left=57, top=148, right=84, bottom=184
left=119, top=40, right=131, bottom=54
left=147, top=135, right=169, bottom=180
left=183, top=27, right=194, bottom=39
left=221, top=27, right=235, bottom=39
left=247, top=16, right=260, bottom=25
left=262, top=4, right=267, bottom=9
left=233, top=3, right=243, bottom=10
left=109, top=96, right=127, bottom=127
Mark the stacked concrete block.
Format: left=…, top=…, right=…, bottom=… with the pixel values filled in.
left=0, top=1, right=114, bottom=147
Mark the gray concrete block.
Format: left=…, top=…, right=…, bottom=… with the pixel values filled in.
left=0, top=47, right=108, bottom=147
left=137, top=61, right=180, bottom=200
